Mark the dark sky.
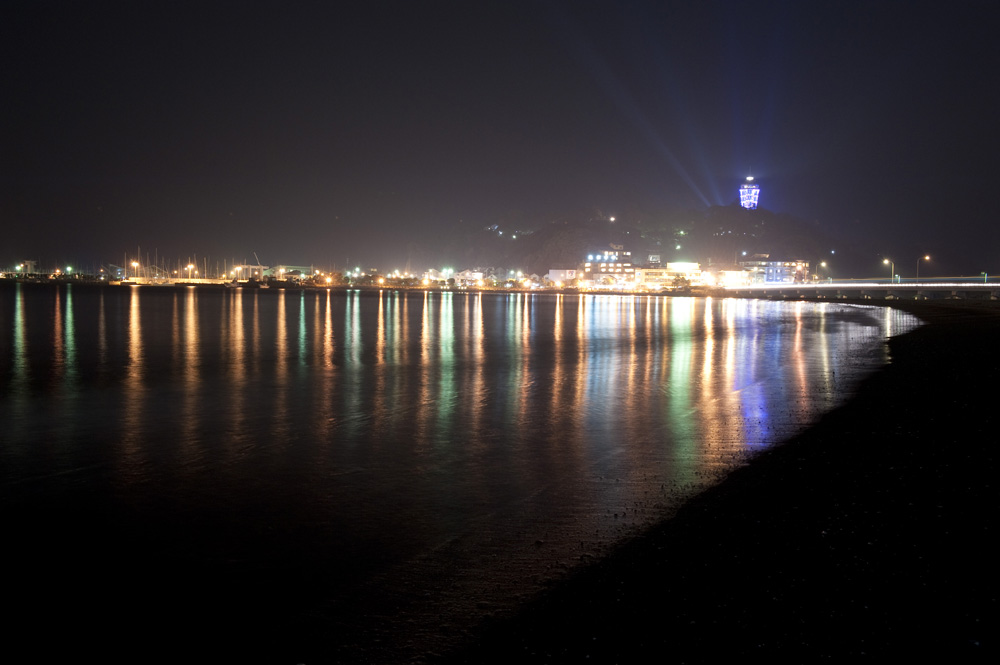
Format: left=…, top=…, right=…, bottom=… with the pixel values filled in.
left=4, top=1, right=998, bottom=276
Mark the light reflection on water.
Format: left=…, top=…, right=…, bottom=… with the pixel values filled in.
left=0, top=283, right=919, bottom=658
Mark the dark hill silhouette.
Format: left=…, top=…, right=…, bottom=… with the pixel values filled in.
left=430, top=206, right=841, bottom=276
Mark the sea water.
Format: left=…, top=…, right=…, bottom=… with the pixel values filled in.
left=0, top=283, right=919, bottom=661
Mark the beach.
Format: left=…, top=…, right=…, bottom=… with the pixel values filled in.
left=439, top=299, right=997, bottom=663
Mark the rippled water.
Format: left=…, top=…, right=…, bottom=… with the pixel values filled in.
left=0, top=283, right=919, bottom=660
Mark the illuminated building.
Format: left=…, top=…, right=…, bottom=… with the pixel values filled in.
left=717, top=270, right=750, bottom=287
left=635, top=262, right=703, bottom=289
left=739, top=257, right=809, bottom=283
left=581, top=246, right=635, bottom=288
left=454, top=269, right=484, bottom=285
left=273, top=265, right=314, bottom=281
left=739, top=176, right=760, bottom=210
left=546, top=269, right=577, bottom=284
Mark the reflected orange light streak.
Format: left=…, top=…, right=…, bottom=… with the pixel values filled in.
left=273, top=289, right=289, bottom=441
left=324, top=289, right=334, bottom=368
left=792, top=301, right=807, bottom=398
left=52, top=287, right=63, bottom=383
left=180, top=288, right=200, bottom=453
left=466, top=292, right=486, bottom=440
left=251, top=291, right=261, bottom=370
left=313, top=291, right=324, bottom=363
left=121, top=286, right=145, bottom=470
left=229, top=288, right=247, bottom=445
left=415, top=290, right=433, bottom=448
left=376, top=289, right=386, bottom=365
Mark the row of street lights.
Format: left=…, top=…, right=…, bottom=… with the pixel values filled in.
left=883, top=255, right=930, bottom=282
left=127, top=261, right=199, bottom=280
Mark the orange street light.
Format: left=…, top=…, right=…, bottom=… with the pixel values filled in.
left=916, top=255, right=930, bottom=279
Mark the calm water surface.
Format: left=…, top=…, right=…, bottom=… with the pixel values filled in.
left=0, top=283, right=918, bottom=660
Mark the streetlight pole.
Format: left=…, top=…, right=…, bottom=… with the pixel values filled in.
left=883, top=258, right=894, bottom=283
left=916, top=255, right=930, bottom=280
left=818, top=261, right=830, bottom=282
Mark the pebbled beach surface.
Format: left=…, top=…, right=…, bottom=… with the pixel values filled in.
left=439, top=299, right=998, bottom=664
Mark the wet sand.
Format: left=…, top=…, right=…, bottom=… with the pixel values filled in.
left=440, top=299, right=998, bottom=663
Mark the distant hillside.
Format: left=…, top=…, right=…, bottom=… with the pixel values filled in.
left=431, top=205, right=839, bottom=275
left=664, top=205, right=839, bottom=268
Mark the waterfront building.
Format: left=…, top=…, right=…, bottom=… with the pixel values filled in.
left=545, top=269, right=577, bottom=285
left=423, top=268, right=452, bottom=282
left=454, top=269, right=484, bottom=285
left=635, top=262, right=703, bottom=290
left=715, top=270, right=751, bottom=287
left=231, top=263, right=272, bottom=279
left=273, top=265, right=315, bottom=281
left=581, top=246, right=635, bottom=289
left=739, top=257, right=809, bottom=283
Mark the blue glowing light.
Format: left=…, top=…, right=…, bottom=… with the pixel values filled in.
left=739, top=176, right=760, bottom=210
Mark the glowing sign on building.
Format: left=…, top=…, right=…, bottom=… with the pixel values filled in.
left=739, top=176, right=760, bottom=209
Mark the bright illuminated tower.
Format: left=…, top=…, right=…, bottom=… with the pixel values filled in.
left=739, top=176, right=760, bottom=209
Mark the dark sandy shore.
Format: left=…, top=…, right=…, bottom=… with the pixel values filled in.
left=438, top=299, right=998, bottom=664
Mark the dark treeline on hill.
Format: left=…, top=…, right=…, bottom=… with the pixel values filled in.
left=431, top=205, right=841, bottom=276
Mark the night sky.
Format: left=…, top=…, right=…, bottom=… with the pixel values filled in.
left=4, top=1, right=998, bottom=276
